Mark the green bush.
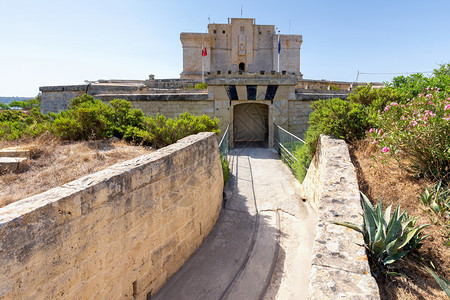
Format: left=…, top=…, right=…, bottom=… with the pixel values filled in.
left=0, top=109, right=49, bottom=140
left=125, top=111, right=220, bottom=148
left=221, top=155, right=230, bottom=185
left=335, top=193, right=429, bottom=276
left=194, top=83, right=207, bottom=89
left=292, top=143, right=312, bottom=182
left=388, top=64, right=450, bottom=99
left=50, top=95, right=114, bottom=140
left=349, top=84, right=403, bottom=122
left=108, top=99, right=145, bottom=138
left=370, top=88, right=450, bottom=182
left=293, top=98, right=371, bottom=182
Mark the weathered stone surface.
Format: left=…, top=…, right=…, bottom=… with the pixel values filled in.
left=0, top=146, right=34, bottom=158
left=0, top=132, right=223, bottom=299
left=0, top=157, right=28, bottom=173
left=303, top=135, right=380, bottom=299
left=181, top=18, right=303, bottom=79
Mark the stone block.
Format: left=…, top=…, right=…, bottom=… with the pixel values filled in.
left=0, top=157, right=28, bottom=173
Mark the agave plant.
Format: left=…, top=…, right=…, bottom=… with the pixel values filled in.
left=334, top=193, right=429, bottom=274
left=420, top=181, right=450, bottom=218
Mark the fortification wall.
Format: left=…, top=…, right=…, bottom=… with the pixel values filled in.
left=0, top=132, right=223, bottom=299
left=303, top=135, right=380, bottom=299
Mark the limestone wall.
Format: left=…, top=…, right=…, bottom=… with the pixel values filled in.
left=303, top=135, right=380, bottom=299
left=0, top=132, right=223, bottom=299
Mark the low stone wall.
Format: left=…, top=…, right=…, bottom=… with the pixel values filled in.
left=303, top=135, right=380, bottom=299
left=0, top=132, right=223, bottom=299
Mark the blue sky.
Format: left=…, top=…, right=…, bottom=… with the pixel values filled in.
left=1, top=0, right=449, bottom=96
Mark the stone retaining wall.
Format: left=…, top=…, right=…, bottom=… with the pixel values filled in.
left=0, top=132, right=223, bottom=299
left=303, top=135, right=380, bottom=299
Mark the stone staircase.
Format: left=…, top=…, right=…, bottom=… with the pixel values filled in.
left=0, top=146, right=33, bottom=174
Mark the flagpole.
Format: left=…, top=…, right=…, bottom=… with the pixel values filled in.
left=277, top=31, right=280, bottom=73
left=202, top=36, right=205, bottom=83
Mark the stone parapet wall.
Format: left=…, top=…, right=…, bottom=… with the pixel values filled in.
left=0, top=132, right=223, bottom=299
left=303, top=135, right=380, bottom=299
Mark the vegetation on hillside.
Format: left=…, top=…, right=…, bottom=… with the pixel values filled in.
left=0, top=94, right=220, bottom=149
left=290, top=64, right=450, bottom=299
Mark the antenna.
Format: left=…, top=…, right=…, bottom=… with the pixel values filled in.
left=241, top=5, right=243, bottom=18
left=208, top=15, right=210, bottom=24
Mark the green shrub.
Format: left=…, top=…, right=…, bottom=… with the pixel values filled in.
left=108, top=99, right=145, bottom=138
left=388, top=64, right=450, bottom=99
left=335, top=193, right=429, bottom=276
left=194, top=83, right=207, bottom=89
left=51, top=95, right=113, bottom=140
left=125, top=112, right=220, bottom=148
left=292, top=143, right=312, bottom=182
left=0, top=109, right=49, bottom=140
left=370, top=88, right=450, bottom=182
left=0, top=103, right=10, bottom=110
left=349, top=84, right=403, bottom=121
left=293, top=98, right=371, bottom=182
left=221, top=155, right=230, bottom=185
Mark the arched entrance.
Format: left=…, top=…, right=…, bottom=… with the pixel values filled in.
left=233, top=103, right=268, bottom=147
left=239, top=62, right=245, bottom=72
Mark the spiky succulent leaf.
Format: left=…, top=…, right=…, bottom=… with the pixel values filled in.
left=383, top=204, right=392, bottom=227
left=425, top=266, right=450, bottom=297
left=394, top=224, right=429, bottom=250
left=420, top=189, right=431, bottom=206
left=386, top=239, right=399, bottom=256
left=383, top=251, right=409, bottom=265
left=385, top=206, right=403, bottom=244
left=361, top=193, right=377, bottom=242
left=332, top=221, right=363, bottom=234
left=372, top=237, right=385, bottom=257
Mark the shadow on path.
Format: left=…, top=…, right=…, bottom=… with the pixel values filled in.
left=153, top=147, right=317, bottom=299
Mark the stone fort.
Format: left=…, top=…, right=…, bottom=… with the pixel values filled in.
left=40, top=17, right=376, bottom=146
left=1, top=18, right=380, bottom=299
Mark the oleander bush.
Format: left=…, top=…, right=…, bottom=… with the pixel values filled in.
left=369, top=88, right=450, bottom=183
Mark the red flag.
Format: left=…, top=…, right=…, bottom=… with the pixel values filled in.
left=202, top=47, right=207, bottom=57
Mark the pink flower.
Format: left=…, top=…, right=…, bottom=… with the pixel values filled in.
left=382, top=147, right=390, bottom=153
left=390, top=102, right=399, bottom=106
left=445, top=104, right=450, bottom=110
left=369, top=128, right=375, bottom=133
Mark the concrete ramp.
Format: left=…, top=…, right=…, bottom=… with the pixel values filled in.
left=153, top=147, right=317, bottom=299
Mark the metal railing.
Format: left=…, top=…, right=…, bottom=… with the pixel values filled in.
left=273, top=123, right=305, bottom=169
left=218, top=123, right=230, bottom=162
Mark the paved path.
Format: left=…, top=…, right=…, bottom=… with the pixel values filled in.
left=153, top=147, right=317, bottom=299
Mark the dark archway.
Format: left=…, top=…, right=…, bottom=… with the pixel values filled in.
left=239, top=62, right=245, bottom=72
left=233, top=103, right=268, bottom=147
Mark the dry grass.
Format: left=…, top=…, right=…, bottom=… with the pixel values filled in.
left=0, top=135, right=153, bottom=208
left=349, top=139, right=449, bottom=300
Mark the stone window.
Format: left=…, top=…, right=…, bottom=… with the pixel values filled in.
left=213, top=30, right=216, bottom=34
left=222, top=30, right=225, bottom=34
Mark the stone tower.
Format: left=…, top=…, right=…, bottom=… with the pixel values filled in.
left=180, top=18, right=303, bottom=80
